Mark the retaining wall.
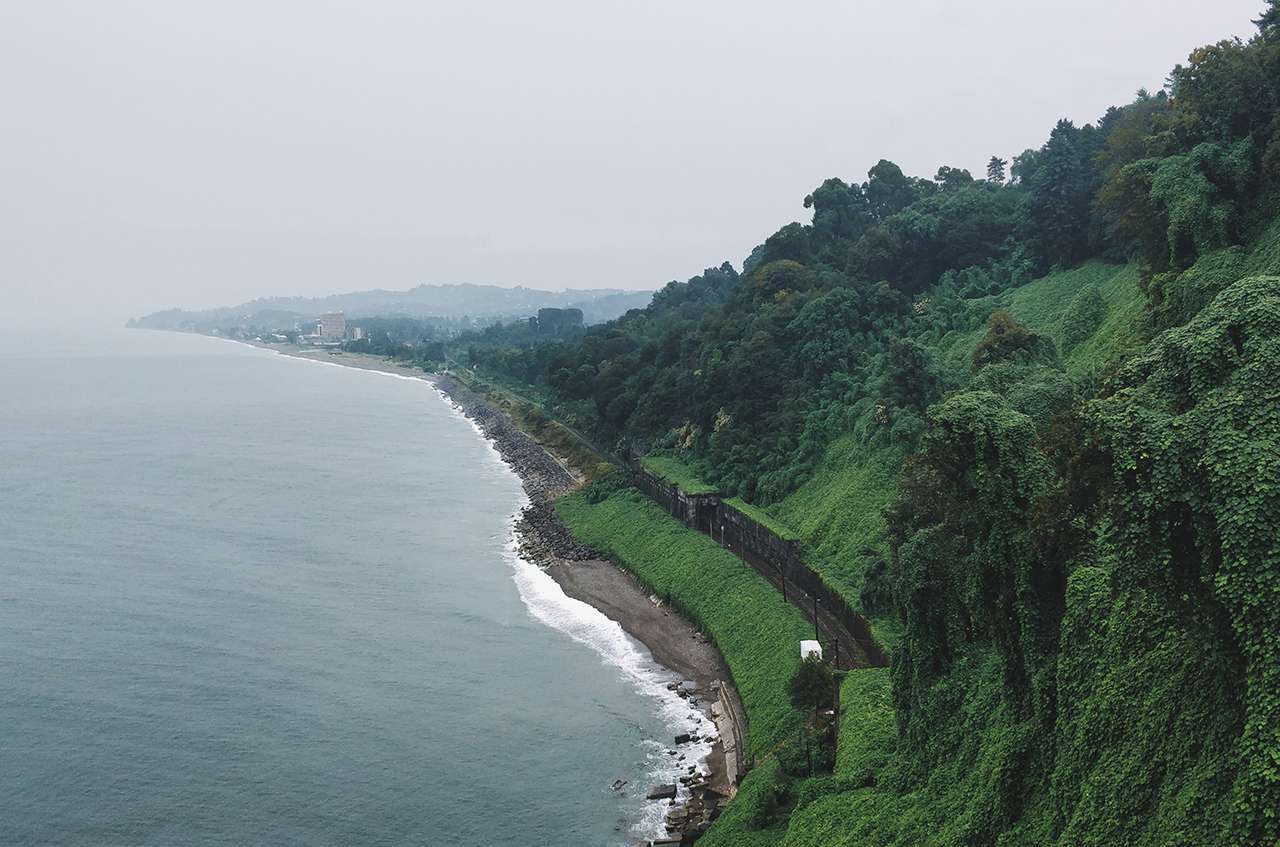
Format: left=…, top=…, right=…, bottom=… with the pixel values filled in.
left=629, top=461, right=888, bottom=668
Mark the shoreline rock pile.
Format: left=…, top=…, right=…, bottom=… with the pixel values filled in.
left=517, top=502, right=598, bottom=563
left=432, top=374, right=575, bottom=502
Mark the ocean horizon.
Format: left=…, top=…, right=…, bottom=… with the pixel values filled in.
left=0, top=328, right=704, bottom=846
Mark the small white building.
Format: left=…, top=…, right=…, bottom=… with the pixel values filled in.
left=800, top=640, right=823, bottom=661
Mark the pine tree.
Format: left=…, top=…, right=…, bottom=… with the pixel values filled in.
left=1255, top=0, right=1280, bottom=43
left=987, top=156, right=1008, bottom=184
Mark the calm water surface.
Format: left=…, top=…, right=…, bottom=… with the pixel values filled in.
left=0, top=329, right=707, bottom=846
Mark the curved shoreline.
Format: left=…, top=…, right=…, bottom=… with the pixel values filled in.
left=424, top=371, right=747, bottom=807
left=220, top=340, right=746, bottom=839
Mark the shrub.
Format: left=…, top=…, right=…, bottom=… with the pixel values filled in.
left=1058, top=283, right=1107, bottom=351
left=788, top=655, right=835, bottom=714
left=971, top=310, right=1056, bottom=369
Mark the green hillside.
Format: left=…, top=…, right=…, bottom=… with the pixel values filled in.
left=446, top=7, right=1280, bottom=844
left=768, top=261, right=1149, bottom=645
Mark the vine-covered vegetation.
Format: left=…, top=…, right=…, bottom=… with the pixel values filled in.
left=467, top=7, right=1280, bottom=844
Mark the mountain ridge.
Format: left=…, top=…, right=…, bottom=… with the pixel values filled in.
left=130, top=281, right=657, bottom=330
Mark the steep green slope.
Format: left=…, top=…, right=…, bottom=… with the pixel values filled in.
left=462, top=11, right=1280, bottom=842
left=752, top=229, right=1280, bottom=844
left=768, top=271, right=1280, bottom=846
left=772, top=440, right=903, bottom=645
left=560, top=222, right=1280, bottom=845
left=764, top=261, right=1146, bottom=649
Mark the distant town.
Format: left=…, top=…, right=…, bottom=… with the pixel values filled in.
left=207, top=307, right=584, bottom=346
left=246, top=311, right=357, bottom=347
left=127, top=282, right=657, bottom=365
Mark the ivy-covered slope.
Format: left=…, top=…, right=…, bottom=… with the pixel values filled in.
left=1083, top=275, right=1280, bottom=843
left=765, top=260, right=1147, bottom=650
left=773, top=272, right=1280, bottom=847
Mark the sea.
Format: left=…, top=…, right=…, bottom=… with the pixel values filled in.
left=0, top=328, right=712, bottom=846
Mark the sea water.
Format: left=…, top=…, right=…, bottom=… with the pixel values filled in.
left=0, top=328, right=712, bottom=846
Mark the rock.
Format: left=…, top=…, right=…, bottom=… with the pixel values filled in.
left=674, top=733, right=692, bottom=745
left=431, top=376, right=578, bottom=504
left=646, top=784, right=678, bottom=801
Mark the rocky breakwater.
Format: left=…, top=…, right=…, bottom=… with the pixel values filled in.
left=431, top=373, right=577, bottom=503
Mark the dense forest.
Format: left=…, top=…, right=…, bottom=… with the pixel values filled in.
left=454, top=7, right=1280, bottom=846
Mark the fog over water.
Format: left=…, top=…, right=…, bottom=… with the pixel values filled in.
left=1, top=2, right=1259, bottom=324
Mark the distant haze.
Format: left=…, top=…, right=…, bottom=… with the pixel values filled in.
left=1, top=1, right=1260, bottom=325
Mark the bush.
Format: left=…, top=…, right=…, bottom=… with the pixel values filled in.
left=971, top=310, right=1056, bottom=370
left=1058, top=283, right=1106, bottom=351
left=581, top=468, right=629, bottom=503
left=788, top=655, right=835, bottom=713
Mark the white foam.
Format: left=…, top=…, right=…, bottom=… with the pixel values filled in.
left=500, top=512, right=717, bottom=839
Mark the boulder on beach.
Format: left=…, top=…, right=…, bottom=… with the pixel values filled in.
left=646, top=783, right=678, bottom=801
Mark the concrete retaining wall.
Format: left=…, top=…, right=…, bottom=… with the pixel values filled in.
left=630, top=461, right=888, bottom=668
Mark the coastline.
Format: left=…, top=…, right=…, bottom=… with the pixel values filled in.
left=224, top=339, right=745, bottom=839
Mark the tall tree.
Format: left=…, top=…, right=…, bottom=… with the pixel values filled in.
left=1255, top=0, right=1280, bottom=43
left=935, top=166, right=975, bottom=192
left=987, top=156, right=1008, bottom=184
left=1024, top=119, right=1094, bottom=267
left=864, top=159, right=921, bottom=221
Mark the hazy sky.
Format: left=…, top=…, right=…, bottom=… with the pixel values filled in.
left=1, top=1, right=1262, bottom=323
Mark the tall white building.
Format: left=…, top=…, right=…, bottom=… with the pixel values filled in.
left=316, top=312, right=346, bottom=342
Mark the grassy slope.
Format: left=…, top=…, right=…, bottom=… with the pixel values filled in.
left=555, top=243, right=1277, bottom=843
left=770, top=225, right=1280, bottom=844
left=934, top=261, right=1146, bottom=379
left=700, top=760, right=794, bottom=847
left=756, top=262, right=1158, bottom=844
left=557, top=489, right=810, bottom=757
left=639, top=454, right=720, bottom=495
left=769, top=262, right=1147, bottom=648
left=833, top=669, right=895, bottom=781
left=781, top=669, right=904, bottom=847
left=773, top=440, right=904, bottom=647
left=724, top=496, right=801, bottom=541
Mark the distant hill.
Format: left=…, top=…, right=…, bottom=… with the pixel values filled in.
left=129, top=282, right=655, bottom=330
